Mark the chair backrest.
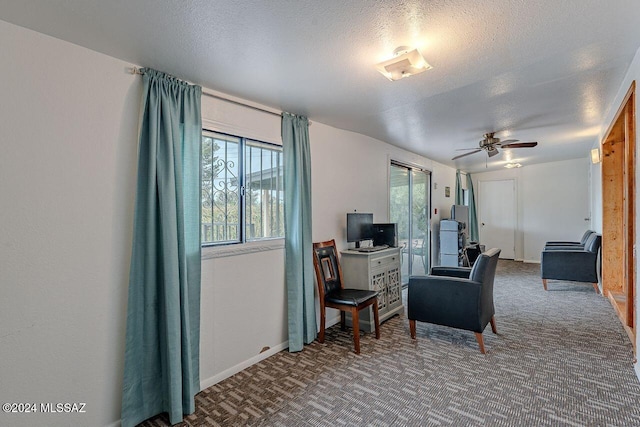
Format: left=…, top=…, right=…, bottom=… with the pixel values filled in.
left=584, top=233, right=601, bottom=253
left=469, top=248, right=501, bottom=285
left=581, top=230, right=595, bottom=244
left=312, top=240, right=345, bottom=300
left=469, top=248, right=501, bottom=319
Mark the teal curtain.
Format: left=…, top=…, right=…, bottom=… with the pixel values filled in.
left=122, top=68, right=202, bottom=427
left=282, top=112, right=316, bottom=352
left=455, top=169, right=464, bottom=205
left=466, top=173, right=479, bottom=242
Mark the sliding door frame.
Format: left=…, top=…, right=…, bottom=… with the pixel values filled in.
left=389, top=159, right=432, bottom=284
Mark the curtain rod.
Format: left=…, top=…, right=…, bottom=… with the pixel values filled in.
left=129, top=67, right=283, bottom=119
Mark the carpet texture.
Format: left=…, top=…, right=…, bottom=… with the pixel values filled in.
left=140, top=260, right=640, bottom=426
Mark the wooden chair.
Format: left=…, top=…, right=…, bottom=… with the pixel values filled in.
left=312, top=239, right=381, bottom=354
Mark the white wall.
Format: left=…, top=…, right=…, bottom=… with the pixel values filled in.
left=0, top=19, right=458, bottom=427
left=472, top=158, right=590, bottom=263
left=594, top=46, right=640, bottom=362
left=0, top=20, right=139, bottom=427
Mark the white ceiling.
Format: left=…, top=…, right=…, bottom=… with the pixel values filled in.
left=2, top=0, right=640, bottom=172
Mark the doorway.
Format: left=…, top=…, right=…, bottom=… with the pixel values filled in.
left=601, top=81, right=636, bottom=346
left=478, top=179, right=516, bottom=259
left=390, top=161, right=431, bottom=284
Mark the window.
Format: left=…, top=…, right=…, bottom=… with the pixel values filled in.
left=201, top=130, right=284, bottom=245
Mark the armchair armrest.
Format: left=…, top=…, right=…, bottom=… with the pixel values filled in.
left=545, top=241, right=581, bottom=245
left=544, top=244, right=585, bottom=250
left=430, top=266, right=472, bottom=278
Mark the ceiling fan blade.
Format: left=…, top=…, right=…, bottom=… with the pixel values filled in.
left=455, top=147, right=481, bottom=151
left=498, top=139, right=519, bottom=145
left=501, top=141, right=538, bottom=149
left=452, top=149, right=482, bottom=160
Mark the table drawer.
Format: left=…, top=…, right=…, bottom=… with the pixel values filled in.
left=370, top=253, right=399, bottom=269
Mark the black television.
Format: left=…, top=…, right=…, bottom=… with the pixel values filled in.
left=347, top=213, right=373, bottom=248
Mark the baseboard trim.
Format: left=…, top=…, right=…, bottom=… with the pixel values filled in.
left=200, top=340, right=289, bottom=390
left=523, top=259, right=541, bottom=264
left=326, top=314, right=341, bottom=328
left=199, top=315, right=341, bottom=390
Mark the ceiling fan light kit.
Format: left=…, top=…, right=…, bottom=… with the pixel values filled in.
left=375, top=46, right=432, bottom=81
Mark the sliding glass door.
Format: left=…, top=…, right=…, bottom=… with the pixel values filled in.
left=390, top=162, right=431, bottom=284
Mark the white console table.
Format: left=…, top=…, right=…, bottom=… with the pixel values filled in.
left=340, top=247, right=404, bottom=333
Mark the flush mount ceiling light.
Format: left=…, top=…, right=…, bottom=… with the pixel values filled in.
left=375, top=46, right=432, bottom=81
left=504, top=163, right=522, bottom=169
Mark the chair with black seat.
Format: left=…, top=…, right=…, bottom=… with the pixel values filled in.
left=407, top=248, right=501, bottom=354
left=312, top=239, right=381, bottom=354
left=541, top=233, right=601, bottom=293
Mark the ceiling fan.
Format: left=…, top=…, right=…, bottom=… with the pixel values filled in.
left=452, top=132, right=538, bottom=160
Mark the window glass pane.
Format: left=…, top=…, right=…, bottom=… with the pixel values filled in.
left=245, top=140, right=284, bottom=240
left=411, top=170, right=429, bottom=276
left=201, top=132, right=241, bottom=244
left=390, top=165, right=410, bottom=280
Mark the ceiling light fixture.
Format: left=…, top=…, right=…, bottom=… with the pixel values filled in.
left=375, top=46, right=432, bottom=81
left=504, top=163, right=522, bottom=169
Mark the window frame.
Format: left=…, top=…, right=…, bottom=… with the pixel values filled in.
left=201, top=129, right=284, bottom=247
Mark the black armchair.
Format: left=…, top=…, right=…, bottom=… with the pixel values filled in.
left=544, top=230, right=594, bottom=248
left=541, top=233, right=601, bottom=293
left=407, top=248, right=501, bottom=353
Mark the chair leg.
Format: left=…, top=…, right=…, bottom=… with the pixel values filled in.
left=474, top=332, right=486, bottom=354
left=372, top=300, right=381, bottom=340
left=340, top=311, right=346, bottom=330
left=352, top=308, right=361, bottom=354
left=593, top=283, right=601, bottom=294
left=318, top=307, right=325, bottom=343
left=542, top=278, right=548, bottom=291
left=490, top=316, right=497, bottom=334
left=409, top=319, right=416, bottom=339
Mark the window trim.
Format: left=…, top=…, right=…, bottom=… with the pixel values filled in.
left=201, top=237, right=285, bottom=259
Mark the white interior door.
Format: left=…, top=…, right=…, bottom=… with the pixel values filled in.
left=478, top=179, right=516, bottom=259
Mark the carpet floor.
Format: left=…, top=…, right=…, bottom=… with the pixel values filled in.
left=140, top=260, right=640, bottom=426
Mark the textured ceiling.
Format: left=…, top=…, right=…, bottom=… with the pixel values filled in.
left=2, top=0, right=640, bottom=172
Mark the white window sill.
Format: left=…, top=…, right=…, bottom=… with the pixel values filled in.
left=201, top=238, right=285, bottom=260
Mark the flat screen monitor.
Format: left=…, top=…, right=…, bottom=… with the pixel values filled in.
left=347, top=213, right=373, bottom=247
left=372, top=223, right=398, bottom=247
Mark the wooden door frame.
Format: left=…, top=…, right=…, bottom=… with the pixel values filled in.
left=601, top=81, right=636, bottom=345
